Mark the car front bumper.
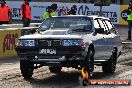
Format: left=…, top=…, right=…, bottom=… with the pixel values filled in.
left=15, top=46, right=85, bottom=61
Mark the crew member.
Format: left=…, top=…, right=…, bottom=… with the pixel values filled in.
left=21, top=0, right=32, bottom=27
left=67, top=5, right=77, bottom=15
left=127, top=3, right=132, bottom=40
left=42, top=5, right=57, bottom=20
left=51, top=3, right=57, bottom=13
left=0, top=0, right=12, bottom=24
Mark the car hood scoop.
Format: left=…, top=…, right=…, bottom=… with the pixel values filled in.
left=41, top=30, right=67, bottom=35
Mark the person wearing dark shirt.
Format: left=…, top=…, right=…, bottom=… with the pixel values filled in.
left=67, top=5, right=77, bottom=15
left=127, top=3, right=132, bottom=40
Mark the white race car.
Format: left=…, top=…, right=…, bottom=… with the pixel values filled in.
left=15, top=15, right=122, bottom=79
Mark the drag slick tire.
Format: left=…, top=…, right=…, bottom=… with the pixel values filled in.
left=102, top=49, right=117, bottom=73
left=49, top=67, right=62, bottom=73
left=20, top=60, right=34, bottom=79
left=84, top=49, right=94, bottom=78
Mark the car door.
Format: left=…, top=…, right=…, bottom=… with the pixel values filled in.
left=101, top=19, right=115, bottom=59
left=93, top=19, right=108, bottom=60
left=104, top=19, right=121, bottom=58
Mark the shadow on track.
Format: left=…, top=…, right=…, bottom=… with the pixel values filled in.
left=0, top=56, right=19, bottom=64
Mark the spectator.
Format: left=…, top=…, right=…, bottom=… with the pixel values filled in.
left=42, top=6, right=56, bottom=20
left=42, top=4, right=57, bottom=20
left=21, top=0, right=32, bottom=27
left=0, top=0, right=12, bottom=24
left=127, top=3, right=132, bottom=40
left=67, top=5, right=77, bottom=15
left=51, top=3, right=57, bottom=12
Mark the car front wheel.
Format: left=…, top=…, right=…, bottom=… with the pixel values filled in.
left=20, top=60, right=34, bottom=79
left=84, top=49, right=94, bottom=78
left=102, top=49, right=117, bottom=73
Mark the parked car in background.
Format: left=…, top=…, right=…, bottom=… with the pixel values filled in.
left=15, top=15, right=122, bottom=79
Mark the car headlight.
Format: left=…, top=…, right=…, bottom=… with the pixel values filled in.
left=62, top=39, right=81, bottom=46
left=19, top=40, right=35, bottom=46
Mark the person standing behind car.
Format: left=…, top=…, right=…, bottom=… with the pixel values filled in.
left=67, top=5, right=77, bottom=15
left=127, top=3, right=132, bottom=40
left=51, top=3, right=57, bottom=14
left=42, top=6, right=56, bottom=20
left=21, top=0, right=32, bottom=27
left=0, top=0, right=12, bottom=24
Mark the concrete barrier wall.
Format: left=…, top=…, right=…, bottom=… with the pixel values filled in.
left=0, top=27, right=38, bottom=58
left=0, top=29, right=21, bottom=58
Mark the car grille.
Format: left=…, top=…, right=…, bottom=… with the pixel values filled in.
left=38, top=56, right=62, bottom=59
left=39, top=40, right=61, bottom=46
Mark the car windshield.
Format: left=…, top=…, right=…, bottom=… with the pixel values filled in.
left=38, top=17, right=92, bottom=32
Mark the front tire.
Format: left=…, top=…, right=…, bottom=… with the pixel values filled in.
left=20, top=60, right=34, bottom=79
left=84, top=49, right=94, bottom=78
left=102, top=49, right=117, bottom=73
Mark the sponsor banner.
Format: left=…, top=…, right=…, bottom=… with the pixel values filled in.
left=76, top=3, right=120, bottom=24
left=6, top=1, right=22, bottom=20
left=6, top=1, right=120, bottom=24
left=0, top=29, right=21, bottom=58
left=120, top=5, right=128, bottom=25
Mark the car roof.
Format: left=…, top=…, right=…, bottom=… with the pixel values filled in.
left=52, top=15, right=110, bottom=20
left=88, top=15, right=110, bottom=20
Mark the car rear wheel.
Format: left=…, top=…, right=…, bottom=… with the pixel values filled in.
left=20, top=60, right=34, bottom=79
left=49, top=66, right=62, bottom=73
left=84, top=49, right=94, bottom=78
left=102, top=49, right=117, bottom=73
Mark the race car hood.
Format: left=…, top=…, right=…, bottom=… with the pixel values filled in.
left=19, top=30, right=83, bottom=39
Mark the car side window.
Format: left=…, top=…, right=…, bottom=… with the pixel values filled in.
left=94, top=19, right=106, bottom=34
left=97, top=19, right=110, bottom=34
left=102, top=20, right=110, bottom=34
left=99, top=19, right=110, bottom=34
left=40, top=19, right=51, bottom=30
left=98, top=19, right=105, bottom=28
left=94, top=19, right=100, bottom=29
left=105, top=20, right=117, bottom=34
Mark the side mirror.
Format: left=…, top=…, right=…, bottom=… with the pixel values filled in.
left=95, top=28, right=104, bottom=34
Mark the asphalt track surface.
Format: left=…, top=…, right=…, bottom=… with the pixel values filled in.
left=116, top=25, right=129, bottom=41
left=0, top=24, right=132, bottom=88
